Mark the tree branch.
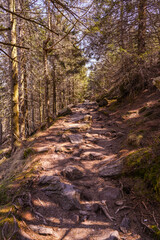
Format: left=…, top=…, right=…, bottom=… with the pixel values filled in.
left=51, top=0, right=89, bottom=30
left=0, top=4, right=59, bottom=36
left=0, top=41, right=29, bottom=49
left=0, top=27, right=11, bottom=32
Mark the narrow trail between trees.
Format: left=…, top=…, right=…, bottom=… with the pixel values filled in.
left=16, top=101, right=158, bottom=240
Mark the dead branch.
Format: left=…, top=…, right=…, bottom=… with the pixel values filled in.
left=0, top=41, right=29, bottom=50
left=115, top=205, right=132, bottom=214
left=0, top=48, right=19, bottom=62
left=100, top=201, right=115, bottom=222
left=0, top=4, right=59, bottom=36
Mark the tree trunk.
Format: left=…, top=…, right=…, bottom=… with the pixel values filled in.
left=8, top=0, right=19, bottom=149
left=43, top=45, right=50, bottom=127
left=138, top=0, right=147, bottom=55
left=0, top=119, right=2, bottom=145
left=52, top=63, right=56, bottom=118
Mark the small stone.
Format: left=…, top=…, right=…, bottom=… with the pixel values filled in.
left=29, top=225, right=54, bottom=235
left=34, top=147, right=49, bottom=153
left=79, top=210, right=89, bottom=216
left=72, top=214, right=79, bottom=223
left=68, top=134, right=83, bottom=144
left=61, top=166, right=83, bottom=180
left=115, top=200, right=124, bottom=206
left=120, top=216, right=130, bottom=233
left=55, top=146, right=64, bottom=152
left=45, top=136, right=55, bottom=141
left=38, top=175, right=59, bottom=185
left=116, top=132, right=124, bottom=138
left=108, top=230, right=120, bottom=240
left=89, top=152, right=102, bottom=160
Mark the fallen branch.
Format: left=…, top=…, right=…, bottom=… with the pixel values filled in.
left=115, top=205, right=132, bottom=214
left=100, top=201, right=115, bottom=222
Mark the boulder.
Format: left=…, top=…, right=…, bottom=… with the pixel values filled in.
left=42, top=176, right=81, bottom=210
left=99, top=159, right=123, bottom=177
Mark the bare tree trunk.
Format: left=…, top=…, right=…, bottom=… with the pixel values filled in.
left=43, top=40, right=50, bottom=127
left=138, top=0, right=147, bottom=56
left=19, top=24, right=29, bottom=139
left=52, top=62, right=56, bottom=118
left=8, top=0, right=19, bottom=149
left=0, top=119, right=2, bottom=145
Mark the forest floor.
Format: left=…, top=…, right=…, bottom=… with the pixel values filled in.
left=0, top=89, right=160, bottom=240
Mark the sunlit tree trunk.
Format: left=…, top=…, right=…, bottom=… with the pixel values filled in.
left=8, top=0, right=19, bottom=149
left=52, top=62, right=56, bottom=118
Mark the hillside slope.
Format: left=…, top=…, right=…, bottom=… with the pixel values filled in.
left=0, top=88, right=160, bottom=240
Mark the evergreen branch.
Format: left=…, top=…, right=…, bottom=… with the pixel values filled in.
left=51, top=0, right=89, bottom=30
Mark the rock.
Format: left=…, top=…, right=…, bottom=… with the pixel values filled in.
left=58, top=107, right=72, bottom=117
left=72, top=214, right=80, bottom=223
left=55, top=146, right=64, bottom=152
left=61, top=166, right=83, bottom=180
left=98, top=98, right=108, bottom=107
left=38, top=175, right=60, bottom=185
left=115, top=200, right=124, bottom=206
left=60, top=183, right=81, bottom=210
left=45, top=136, right=55, bottom=141
left=29, top=225, right=54, bottom=235
left=99, top=186, right=120, bottom=200
left=116, top=132, right=125, bottom=138
left=71, top=114, right=92, bottom=123
left=81, top=189, right=93, bottom=201
left=107, top=230, right=120, bottom=240
left=120, top=216, right=130, bottom=233
left=99, top=159, right=123, bottom=177
left=89, top=152, right=103, bottom=160
left=68, top=134, right=83, bottom=144
left=65, top=123, right=90, bottom=132
left=42, top=177, right=81, bottom=210
left=34, top=147, right=49, bottom=153
left=81, top=151, right=103, bottom=161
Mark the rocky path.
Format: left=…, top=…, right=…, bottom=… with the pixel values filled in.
left=16, top=101, right=156, bottom=240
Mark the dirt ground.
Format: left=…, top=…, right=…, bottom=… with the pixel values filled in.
left=1, top=89, right=160, bottom=240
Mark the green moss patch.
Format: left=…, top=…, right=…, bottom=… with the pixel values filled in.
left=23, top=148, right=35, bottom=159
left=127, top=133, right=143, bottom=147
left=124, top=147, right=160, bottom=200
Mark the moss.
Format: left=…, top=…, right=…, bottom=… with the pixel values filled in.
left=23, top=148, right=35, bottom=159
left=151, top=225, right=160, bottom=239
left=125, top=148, right=152, bottom=174
left=124, top=146, right=160, bottom=200
left=127, top=133, right=143, bottom=147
